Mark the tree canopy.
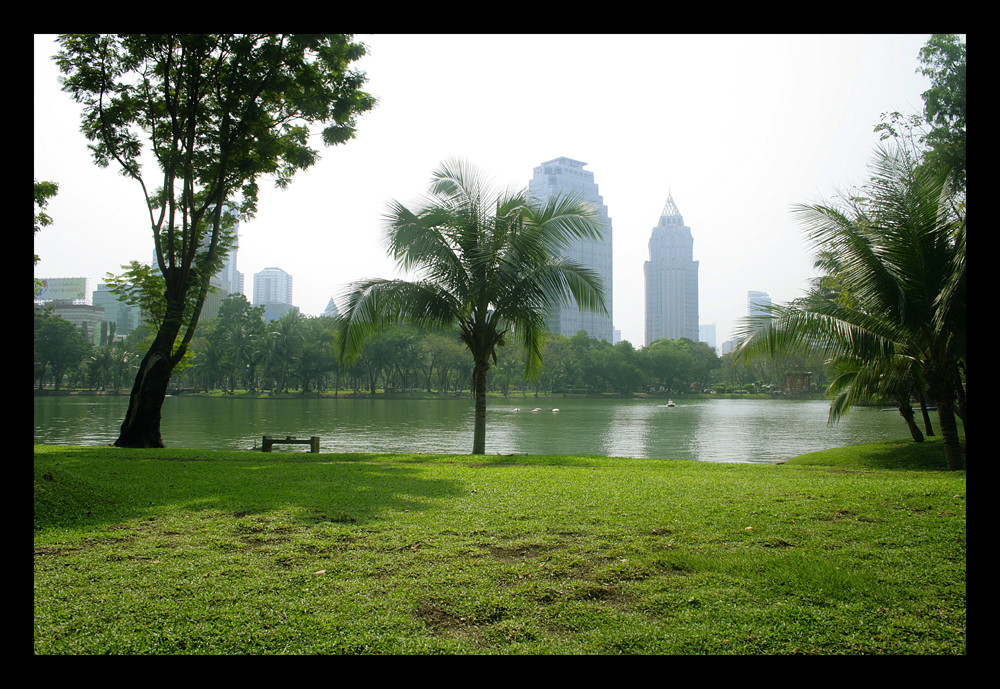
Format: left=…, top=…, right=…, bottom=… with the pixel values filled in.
left=917, top=34, right=966, bottom=192
left=55, top=34, right=375, bottom=447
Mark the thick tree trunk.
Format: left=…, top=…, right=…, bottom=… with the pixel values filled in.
left=472, top=356, right=489, bottom=455
left=114, top=300, right=185, bottom=448
left=114, top=343, right=175, bottom=448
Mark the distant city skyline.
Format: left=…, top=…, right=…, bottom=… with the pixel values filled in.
left=34, top=34, right=939, bottom=346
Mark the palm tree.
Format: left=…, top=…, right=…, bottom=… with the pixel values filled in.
left=737, top=145, right=965, bottom=470
left=338, top=158, right=608, bottom=454
left=260, top=310, right=305, bottom=394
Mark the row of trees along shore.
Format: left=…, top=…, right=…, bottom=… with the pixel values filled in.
left=34, top=298, right=832, bottom=400
left=36, top=35, right=963, bottom=465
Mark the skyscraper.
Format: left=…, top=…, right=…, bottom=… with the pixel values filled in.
left=253, top=266, right=296, bottom=321
left=747, top=291, right=771, bottom=319
left=527, top=157, right=614, bottom=342
left=254, top=266, right=293, bottom=305
left=644, top=193, right=699, bottom=346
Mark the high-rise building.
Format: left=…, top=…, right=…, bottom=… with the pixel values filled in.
left=527, top=157, right=614, bottom=342
left=253, top=266, right=293, bottom=305
left=644, top=193, right=699, bottom=346
left=253, top=266, right=295, bottom=321
left=700, top=323, right=717, bottom=351
left=747, top=290, right=771, bottom=319
left=92, top=283, right=142, bottom=338
left=219, top=239, right=244, bottom=298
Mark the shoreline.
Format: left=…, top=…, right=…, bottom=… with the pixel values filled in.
left=33, top=388, right=828, bottom=401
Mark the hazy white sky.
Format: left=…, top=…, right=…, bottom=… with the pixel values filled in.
left=34, top=33, right=935, bottom=347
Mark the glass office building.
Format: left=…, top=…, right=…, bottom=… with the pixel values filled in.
left=644, top=193, right=699, bottom=346
left=527, top=157, right=614, bottom=342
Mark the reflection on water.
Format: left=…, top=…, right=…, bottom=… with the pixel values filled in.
left=34, top=395, right=913, bottom=464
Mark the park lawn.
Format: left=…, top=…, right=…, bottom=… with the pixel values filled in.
left=34, top=439, right=965, bottom=655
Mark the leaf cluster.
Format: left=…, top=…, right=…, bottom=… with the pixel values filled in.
left=55, top=34, right=375, bottom=367
left=34, top=179, right=59, bottom=267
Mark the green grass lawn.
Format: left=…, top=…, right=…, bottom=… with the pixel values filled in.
left=34, top=438, right=965, bottom=654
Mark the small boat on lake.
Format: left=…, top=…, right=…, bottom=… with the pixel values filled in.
left=666, top=400, right=675, bottom=407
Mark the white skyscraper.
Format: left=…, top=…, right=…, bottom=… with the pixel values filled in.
left=253, top=266, right=296, bottom=321
left=644, top=193, right=699, bottom=346
left=747, top=291, right=771, bottom=319
left=527, top=157, right=614, bottom=342
left=253, top=267, right=293, bottom=305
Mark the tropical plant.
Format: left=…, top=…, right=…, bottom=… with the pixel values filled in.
left=737, top=145, right=965, bottom=470
left=338, top=159, right=608, bottom=454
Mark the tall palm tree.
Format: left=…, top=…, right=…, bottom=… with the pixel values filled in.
left=338, top=159, right=608, bottom=454
left=737, top=145, right=965, bottom=470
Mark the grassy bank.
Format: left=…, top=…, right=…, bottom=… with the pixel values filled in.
left=34, top=439, right=965, bottom=654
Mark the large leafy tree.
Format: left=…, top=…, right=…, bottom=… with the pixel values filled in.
left=737, top=146, right=965, bottom=470
left=338, top=159, right=608, bottom=454
left=55, top=34, right=375, bottom=447
left=917, top=34, right=966, bottom=193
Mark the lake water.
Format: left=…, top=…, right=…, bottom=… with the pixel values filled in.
left=33, top=395, right=913, bottom=464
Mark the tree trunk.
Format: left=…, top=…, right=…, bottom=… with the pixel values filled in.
left=472, top=355, right=489, bottom=455
left=114, top=300, right=185, bottom=448
left=926, top=363, right=963, bottom=471
left=935, top=398, right=964, bottom=471
left=114, top=342, right=175, bottom=448
left=915, top=384, right=935, bottom=436
left=895, top=397, right=924, bottom=442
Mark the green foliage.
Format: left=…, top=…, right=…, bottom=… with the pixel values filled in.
left=737, top=146, right=965, bottom=468
left=34, top=309, right=93, bottom=389
left=917, top=34, right=966, bottom=192
left=34, top=179, right=59, bottom=269
left=172, top=309, right=733, bottom=398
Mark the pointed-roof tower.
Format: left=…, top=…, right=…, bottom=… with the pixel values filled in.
left=661, top=191, right=681, bottom=218
left=659, top=191, right=684, bottom=226
left=322, top=297, right=340, bottom=318
left=644, top=190, right=699, bottom=346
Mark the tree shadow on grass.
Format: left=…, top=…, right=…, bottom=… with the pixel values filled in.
left=787, top=436, right=963, bottom=471
left=33, top=446, right=468, bottom=533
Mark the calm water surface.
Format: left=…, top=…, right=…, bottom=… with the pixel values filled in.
left=34, top=395, right=913, bottom=464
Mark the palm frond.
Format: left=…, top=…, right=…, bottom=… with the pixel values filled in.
left=336, top=278, right=457, bottom=361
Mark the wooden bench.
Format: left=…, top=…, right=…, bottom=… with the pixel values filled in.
left=262, top=435, right=320, bottom=453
